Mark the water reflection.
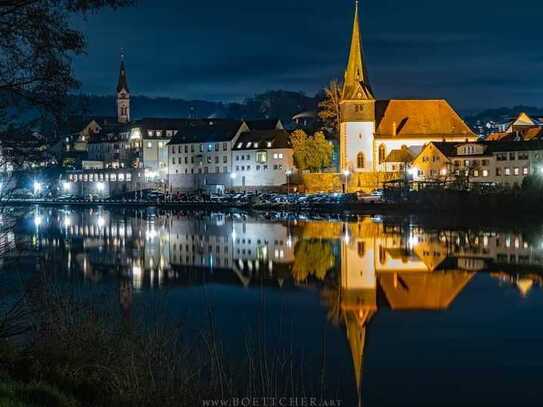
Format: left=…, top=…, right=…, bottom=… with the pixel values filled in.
left=17, top=207, right=543, bottom=405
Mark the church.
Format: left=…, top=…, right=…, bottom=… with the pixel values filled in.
left=339, top=1, right=477, bottom=173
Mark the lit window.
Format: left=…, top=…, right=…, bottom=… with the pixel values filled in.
left=118, top=173, right=125, bottom=182
left=514, top=167, right=520, bottom=176
left=246, top=142, right=252, bottom=148
left=147, top=141, right=152, bottom=148
left=237, top=143, right=243, bottom=148
left=523, top=168, right=529, bottom=175
left=505, top=168, right=511, bottom=176
left=273, top=153, right=279, bottom=159
left=278, top=153, right=284, bottom=159
left=256, top=151, right=267, bottom=164
left=482, top=170, right=489, bottom=177
left=158, top=142, right=163, bottom=148
left=267, top=142, right=272, bottom=148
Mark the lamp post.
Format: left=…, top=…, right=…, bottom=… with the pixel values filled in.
left=342, top=169, right=351, bottom=194
left=285, top=169, right=293, bottom=195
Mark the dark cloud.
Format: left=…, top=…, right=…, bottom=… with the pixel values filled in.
left=72, top=0, right=543, bottom=110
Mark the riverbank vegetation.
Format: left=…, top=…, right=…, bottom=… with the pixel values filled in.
left=0, top=270, right=330, bottom=407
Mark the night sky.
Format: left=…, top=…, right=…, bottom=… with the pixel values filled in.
left=73, top=0, right=543, bottom=111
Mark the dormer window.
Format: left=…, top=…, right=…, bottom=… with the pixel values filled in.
left=267, top=142, right=272, bottom=148
left=237, top=142, right=243, bottom=148
left=246, top=142, right=252, bottom=148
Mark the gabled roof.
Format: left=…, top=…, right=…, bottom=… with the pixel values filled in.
left=374, top=100, right=475, bottom=139
left=486, top=131, right=514, bottom=141
left=167, top=120, right=246, bottom=145
left=384, top=147, right=415, bottom=163
left=232, top=129, right=291, bottom=151
left=245, top=119, right=283, bottom=131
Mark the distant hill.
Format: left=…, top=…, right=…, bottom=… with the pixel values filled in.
left=68, top=90, right=319, bottom=123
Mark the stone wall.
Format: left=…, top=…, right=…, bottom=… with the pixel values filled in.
left=302, top=172, right=402, bottom=193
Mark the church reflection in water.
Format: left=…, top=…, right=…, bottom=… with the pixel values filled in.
left=28, top=208, right=543, bottom=403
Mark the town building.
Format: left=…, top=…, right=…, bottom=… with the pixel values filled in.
left=167, top=120, right=290, bottom=193
left=231, top=129, right=294, bottom=190
left=339, top=2, right=476, bottom=175
left=412, top=141, right=543, bottom=188
left=167, top=120, right=248, bottom=193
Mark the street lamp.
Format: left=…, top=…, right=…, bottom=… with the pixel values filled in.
left=33, top=180, right=42, bottom=196
left=285, top=169, right=293, bottom=195
left=342, top=169, right=351, bottom=194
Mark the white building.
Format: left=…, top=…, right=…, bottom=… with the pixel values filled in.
left=231, top=129, right=295, bottom=190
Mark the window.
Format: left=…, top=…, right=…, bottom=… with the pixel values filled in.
left=184, top=145, right=188, bottom=153
left=237, top=143, right=243, bottom=148
left=497, top=153, right=507, bottom=161
left=514, top=167, right=520, bottom=176
left=172, top=158, right=176, bottom=165
left=223, top=156, right=228, bottom=163
left=256, top=151, right=267, bottom=164
left=215, top=144, right=219, bottom=152
left=523, top=167, right=529, bottom=175
left=357, top=153, right=365, bottom=169
left=246, top=142, right=252, bottom=148
left=505, top=168, right=511, bottom=176
left=267, top=142, right=272, bottom=148
left=496, top=168, right=502, bottom=176
left=147, top=141, right=152, bottom=148
left=273, top=153, right=278, bottom=159
left=482, top=170, right=489, bottom=177
left=482, top=160, right=489, bottom=166
left=158, top=142, right=163, bottom=148
left=200, top=144, right=204, bottom=152
left=223, top=143, right=228, bottom=151
left=378, top=144, right=386, bottom=164
left=509, top=152, right=516, bottom=160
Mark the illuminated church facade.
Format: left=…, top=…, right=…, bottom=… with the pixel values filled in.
left=340, top=2, right=477, bottom=173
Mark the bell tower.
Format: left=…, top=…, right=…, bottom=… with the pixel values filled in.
left=116, top=55, right=130, bottom=124
left=339, top=1, right=375, bottom=173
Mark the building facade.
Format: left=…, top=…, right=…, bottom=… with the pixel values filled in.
left=412, top=141, right=543, bottom=188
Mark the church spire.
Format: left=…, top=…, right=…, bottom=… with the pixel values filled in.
left=117, top=53, right=129, bottom=93
left=343, top=1, right=373, bottom=100
left=116, top=54, right=130, bottom=123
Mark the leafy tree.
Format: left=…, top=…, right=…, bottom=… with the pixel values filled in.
left=318, top=80, right=342, bottom=136
left=292, top=240, right=335, bottom=282
left=290, top=130, right=333, bottom=173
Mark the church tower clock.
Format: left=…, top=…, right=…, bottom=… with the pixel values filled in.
left=116, top=56, right=130, bottom=124
left=339, top=1, right=375, bottom=173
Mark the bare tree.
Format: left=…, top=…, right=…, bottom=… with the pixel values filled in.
left=318, top=80, right=342, bottom=136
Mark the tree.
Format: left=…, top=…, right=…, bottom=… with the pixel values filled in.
left=0, top=0, right=133, bottom=127
left=290, top=130, right=333, bottom=173
left=318, top=80, right=342, bottom=136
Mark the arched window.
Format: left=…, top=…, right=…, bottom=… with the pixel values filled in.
left=357, top=152, right=365, bottom=169
left=379, top=144, right=386, bottom=164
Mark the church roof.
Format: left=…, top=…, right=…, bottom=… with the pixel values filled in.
left=378, top=272, right=475, bottom=310
left=342, top=1, right=373, bottom=101
left=374, top=100, right=475, bottom=139
left=117, top=60, right=129, bottom=93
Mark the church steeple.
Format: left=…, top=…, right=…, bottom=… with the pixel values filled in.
left=117, top=56, right=129, bottom=93
left=116, top=54, right=130, bottom=123
left=343, top=1, right=374, bottom=101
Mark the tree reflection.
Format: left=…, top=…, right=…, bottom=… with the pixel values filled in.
left=291, top=239, right=335, bottom=282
